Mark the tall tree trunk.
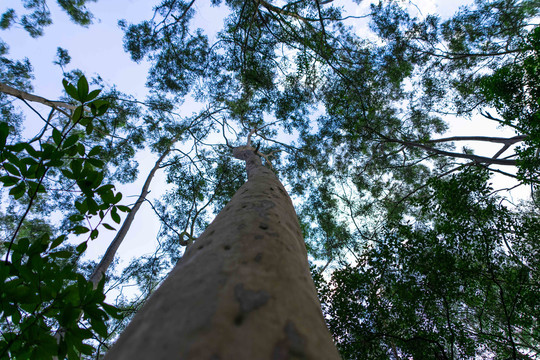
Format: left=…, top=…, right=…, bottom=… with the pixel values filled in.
left=104, top=146, right=341, bottom=359
left=90, top=148, right=172, bottom=288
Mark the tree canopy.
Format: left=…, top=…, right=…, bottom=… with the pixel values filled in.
left=0, top=0, right=539, bottom=358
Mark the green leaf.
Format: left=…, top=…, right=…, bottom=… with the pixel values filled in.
left=0, top=121, right=9, bottom=149
left=77, top=76, right=89, bottom=102
left=70, top=159, right=83, bottom=175
left=88, top=145, right=103, bottom=157
left=90, top=100, right=110, bottom=116
left=9, top=181, right=26, bottom=199
left=11, top=308, right=21, bottom=324
left=87, top=89, right=101, bottom=102
left=51, top=251, right=72, bottom=259
left=102, top=223, right=115, bottom=230
left=76, top=241, right=88, bottom=253
left=44, top=159, right=64, bottom=167
left=3, top=162, right=20, bottom=176
left=72, top=106, right=83, bottom=122
left=52, top=128, right=62, bottom=145
left=100, top=189, right=114, bottom=204
left=69, top=214, right=85, bottom=222
left=61, top=169, right=75, bottom=179
left=63, top=79, right=79, bottom=101
left=90, top=317, right=108, bottom=338
left=91, top=172, right=103, bottom=188
left=117, top=205, right=131, bottom=212
left=111, top=206, right=121, bottom=223
left=87, top=158, right=104, bottom=168
left=77, top=143, right=86, bottom=156
left=27, top=181, right=47, bottom=194
left=73, top=226, right=90, bottom=234
left=11, top=285, right=32, bottom=301
left=17, top=238, right=30, bottom=252
left=90, top=229, right=99, bottom=239
left=76, top=342, right=95, bottom=355
left=63, top=134, right=79, bottom=149
left=101, top=302, right=122, bottom=319
left=74, top=200, right=87, bottom=213
left=85, top=122, right=94, bottom=135
left=113, top=192, right=122, bottom=204
left=87, top=197, right=99, bottom=214
left=1, top=175, right=19, bottom=186
left=50, top=235, right=67, bottom=249
left=23, top=142, right=40, bottom=158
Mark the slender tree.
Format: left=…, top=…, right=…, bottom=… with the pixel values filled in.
left=104, top=139, right=341, bottom=359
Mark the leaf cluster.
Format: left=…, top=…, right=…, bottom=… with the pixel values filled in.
left=0, top=77, right=126, bottom=359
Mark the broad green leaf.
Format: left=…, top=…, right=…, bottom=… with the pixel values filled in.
left=86, top=89, right=101, bottom=102
left=102, top=223, right=115, bottom=230
left=77, top=76, right=89, bottom=102
left=111, top=206, right=121, bottom=223
left=63, top=134, right=79, bottom=149
left=3, top=162, right=20, bottom=176
left=50, top=235, right=67, bottom=249
left=52, top=128, right=62, bottom=145
left=50, top=251, right=72, bottom=259
left=72, top=226, right=90, bottom=234
left=9, top=181, right=25, bottom=199
left=63, top=79, right=79, bottom=100
left=76, top=242, right=87, bottom=253
left=0, top=175, right=19, bottom=187
left=72, top=106, right=83, bottom=122
left=0, top=121, right=8, bottom=149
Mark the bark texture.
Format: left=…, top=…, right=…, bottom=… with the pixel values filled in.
left=0, top=82, right=77, bottom=111
left=104, top=147, right=341, bottom=360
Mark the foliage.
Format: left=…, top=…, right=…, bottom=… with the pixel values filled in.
left=0, top=77, right=123, bottom=359
left=318, top=169, right=540, bottom=359
left=479, top=25, right=540, bottom=183
left=1, top=0, right=540, bottom=358
left=1, top=0, right=97, bottom=37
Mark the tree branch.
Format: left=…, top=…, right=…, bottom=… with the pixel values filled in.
left=89, top=143, right=175, bottom=288
left=385, top=138, right=518, bottom=166
left=255, top=0, right=311, bottom=23
left=425, top=135, right=526, bottom=145
left=0, top=82, right=76, bottom=112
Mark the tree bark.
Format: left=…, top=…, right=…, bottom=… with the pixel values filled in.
left=0, top=81, right=77, bottom=111
left=89, top=148, right=172, bottom=288
left=104, top=146, right=341, bottom=359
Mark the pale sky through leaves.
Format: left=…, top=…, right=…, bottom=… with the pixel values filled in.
left=1, top=0, right=526, bottom=294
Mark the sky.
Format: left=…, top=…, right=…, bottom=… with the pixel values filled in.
left=1, top=0, right=526, bottom=298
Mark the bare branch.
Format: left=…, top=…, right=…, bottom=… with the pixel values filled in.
left=426, top=135, right=526, bottom=145
left=0, top=82, right=76, bottom=113
left=386, top=138, right=518, bottom=166
left=493, top=144, right=511, bottom=159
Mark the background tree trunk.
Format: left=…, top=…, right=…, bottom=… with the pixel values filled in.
left=104, top=147, right=341, bottom=359
left=89, top=147, right=172, bottom=288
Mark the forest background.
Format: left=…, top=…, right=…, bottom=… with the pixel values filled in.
left=0, top=0, right=539, bottom=359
